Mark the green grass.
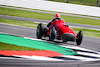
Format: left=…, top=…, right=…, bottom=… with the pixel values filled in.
left=72, top=27, right=100, bottom=37
left=0, top=18, right=39, bottom=28
left=0, top=42, right=41, bottom=51
left=0, top=18, right=100, bottom=37
left=0, top=7, right=100, bottom=26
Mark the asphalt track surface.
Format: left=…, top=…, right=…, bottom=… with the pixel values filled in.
left=0, top=23, right=100, bottom=67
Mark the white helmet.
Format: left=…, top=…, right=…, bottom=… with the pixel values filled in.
left=54, top=13, right=60, bottom=18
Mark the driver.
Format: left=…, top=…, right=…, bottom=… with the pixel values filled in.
left=46, top=13, right=61, bottom=29
left=44, top=13, right=64, bottom=36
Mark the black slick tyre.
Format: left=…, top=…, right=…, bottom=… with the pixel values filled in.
left=49, top=27, right=55, bottom=41
left=36, top=23, right=44, bottom=39
left=76, top=31, right=83, bottom=45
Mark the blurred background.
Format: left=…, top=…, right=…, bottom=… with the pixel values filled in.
left=47, top=0, right=100, bottom=7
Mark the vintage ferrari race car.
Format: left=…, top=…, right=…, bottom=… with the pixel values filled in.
left=36, top=20, right=83, bottom=45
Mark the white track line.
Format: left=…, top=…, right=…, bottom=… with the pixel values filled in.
left=61, top=45, right=100, bottom=54
left=60, top=45, right=94, bottom=52
left=62, top=55, right=100, bottom=61
left=62, top=55, right=96, bottom=61
left=14, top=55, right=64, bottom=61
left=24, top=37, right=43, bottom=41
left=77, top=52, right=100, bottom=57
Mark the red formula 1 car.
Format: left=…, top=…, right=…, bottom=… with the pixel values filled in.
left=36, top=20, right=83, bottom=45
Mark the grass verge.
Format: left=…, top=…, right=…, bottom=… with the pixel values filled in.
left=72, top=27, right=100, bottom=37
left=0, top=42, right=41, bottom=51
left=0, top=18, right=39, bottom=28
left=0, top=7, right=100, bottom=26
left=0, top=18, right=100, bottom=37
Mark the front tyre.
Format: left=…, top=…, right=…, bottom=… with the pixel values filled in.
left=76, top=31, right=83, bottom=45
left=36, top=23, right=44, bottom=39
left=49, top=27, right=55, bottom=41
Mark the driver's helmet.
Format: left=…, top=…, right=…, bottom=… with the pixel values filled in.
left=54, top=13, right=60, bottom=18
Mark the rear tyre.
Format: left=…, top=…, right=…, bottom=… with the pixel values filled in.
left=49, top=27, right=55, bottom=41
left=76, top=31, right=83, bottom=45
left=36, top=23, right=44, bottom=39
